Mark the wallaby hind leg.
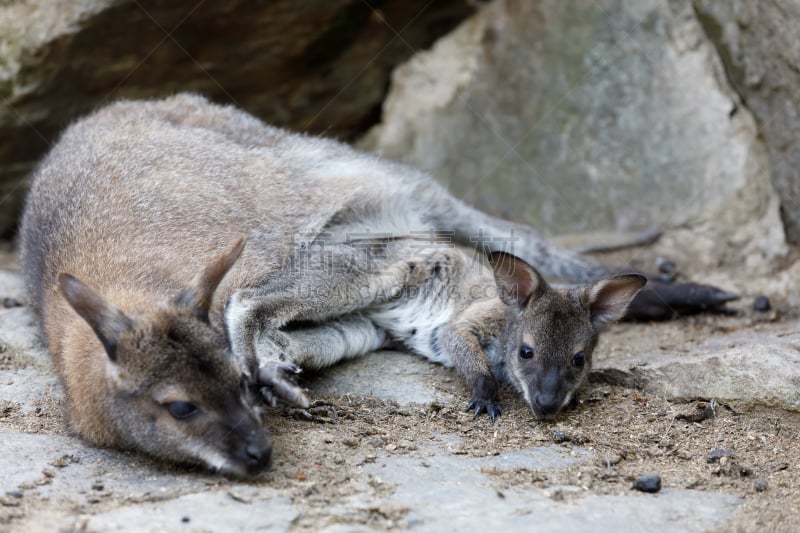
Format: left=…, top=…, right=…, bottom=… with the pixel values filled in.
left=284, top=314, right=388, bottom=369
left=256, top=314, right=387, bottom=407
left=227, top=241, right=415, bottom=406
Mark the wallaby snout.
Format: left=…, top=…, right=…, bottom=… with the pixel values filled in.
left=531, top=369, right=563, bottom=420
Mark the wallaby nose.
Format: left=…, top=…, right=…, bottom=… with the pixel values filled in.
left=535, top=394, right=560, bottom=418
left=244, top=438, right=273, bottom=474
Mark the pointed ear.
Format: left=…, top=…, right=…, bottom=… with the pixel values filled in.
left=588, top=274, right=647, bottom=330
left=59, top=273, right=133, bottom=361
left=175, top=238, right=245, bottom=322
left=488, top=252, right=545, bottom=308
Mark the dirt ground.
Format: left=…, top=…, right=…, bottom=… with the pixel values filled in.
left=1, top=244, right=799, bottom=532
left=275, top=315, right=800, bottom=532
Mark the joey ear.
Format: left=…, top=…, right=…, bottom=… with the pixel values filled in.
left=59, top=273, right=133, bottom=361
left=588, top=274, right=647, bottom=330
left=175, top=238, right=245, bottom=322
left=488, top=251, right=546, bottom=308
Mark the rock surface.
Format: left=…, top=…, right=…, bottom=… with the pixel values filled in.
left=361, top=0, right=788, bottom=270
left=594, top=325, right=800, bottom=412
left=693, top=0, right=800, bottom=245
left=0, top=0, right=474, bottom=236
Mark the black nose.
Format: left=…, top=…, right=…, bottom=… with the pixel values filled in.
left=244, top=439, right=272, bottom=474
left=535, top=394, right=560, bottom=417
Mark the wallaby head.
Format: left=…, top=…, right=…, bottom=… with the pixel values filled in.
left=489, top=252, right=646, bottom=420
left=58, top=240, right=272, bottom=477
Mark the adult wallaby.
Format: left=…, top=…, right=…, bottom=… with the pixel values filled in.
left=21, top=94, right=733, bottom=471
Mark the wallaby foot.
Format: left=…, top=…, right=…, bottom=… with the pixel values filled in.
left=625, top=279, right=739, bottom=321
left=466, top=375, right=502, bottom=422
left=257, top=361, right=310, bottom=408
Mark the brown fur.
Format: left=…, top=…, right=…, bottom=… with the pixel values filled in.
left=20, top=94, right=647, bottom=473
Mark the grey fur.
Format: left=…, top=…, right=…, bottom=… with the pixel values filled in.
left=20, top=93, right=645, bottom=472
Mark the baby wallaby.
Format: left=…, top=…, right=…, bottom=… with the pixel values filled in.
left=21, top=94, right=732, bottom=471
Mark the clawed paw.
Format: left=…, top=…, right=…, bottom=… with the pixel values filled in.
left=466, top=396, right=503, bottom=422
left=257, top=361, right=310, bottom=408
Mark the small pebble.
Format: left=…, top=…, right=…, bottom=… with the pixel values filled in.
left=753, top=296, right=771, bottom=312
left=2, top=297, right=21, bottom=308
left=632, top=475, right=661, bottom=493
left=753, top=479, right=768, bottom=492
left=6, top=491, right=23, bottom=499
left=552, top=431, right=569, bottom=443
left=181, top=516, right=191, bottom=523
left=707, top=448, right=734, bottom=463
left=657, top=259, right=677, bottom=275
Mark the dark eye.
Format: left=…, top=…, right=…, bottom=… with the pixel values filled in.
left=167, top=401, right=199, bottom=420
left=572, top=351, right=586, bottom=369
left=519, top=344, right=534, bottom=359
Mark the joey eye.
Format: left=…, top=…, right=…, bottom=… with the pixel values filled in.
left=519, top=344, right=534, bottom=360
left=572, top=351, right=586, bottom=369
left=166, top=401, right=199, bottom=420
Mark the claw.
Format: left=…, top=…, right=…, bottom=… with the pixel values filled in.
left=257, top=361, right=310, bottom=408
left=466, top=398, right=502, bottom=423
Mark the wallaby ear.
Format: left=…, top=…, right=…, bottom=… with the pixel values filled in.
left=488, top=252, right=545, bottom=308
left=175, top=238, right=245, bottom=322
left=59, top=273, right=133, bottom=361
left=588, top=274, right=647, bottom=330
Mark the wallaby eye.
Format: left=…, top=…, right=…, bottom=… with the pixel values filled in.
left=572, top=351, right=586, bottom=369
left=166, top=401, right=199, bottom=420
left=519, top=344, right=534, bottom=360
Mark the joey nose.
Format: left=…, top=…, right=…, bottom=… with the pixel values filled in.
left=535, top=394, right=560, bottom=418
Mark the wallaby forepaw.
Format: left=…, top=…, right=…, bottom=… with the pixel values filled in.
left=466, top=397, right=503, bottom=423
left=257, top=361, right=310, bottom=408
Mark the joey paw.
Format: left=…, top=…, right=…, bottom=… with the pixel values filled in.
left=567, top=393, right=580, bottom=410
left=466, top=397, right=502, bottom=422
left=257, top=361, right=310, bottom=408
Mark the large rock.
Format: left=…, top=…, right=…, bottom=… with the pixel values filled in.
left=594, top=326, right=800, bottom=413
left=0, top=0, right=474, bottom=237
left=361, top=0, right=788, bottom=269
left=693, top=0, right=800, bottom=246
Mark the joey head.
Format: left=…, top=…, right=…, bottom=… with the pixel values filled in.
left=486, top=252, right=646, bottom=419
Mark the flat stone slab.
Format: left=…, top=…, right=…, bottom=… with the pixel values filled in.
left=83, top=489, right=297, bottom=533
left=594, top=324, right=800, bottom=412
left=308, top=350, right=458, bottom=406
left=363, top=444, right=740, bottom=533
